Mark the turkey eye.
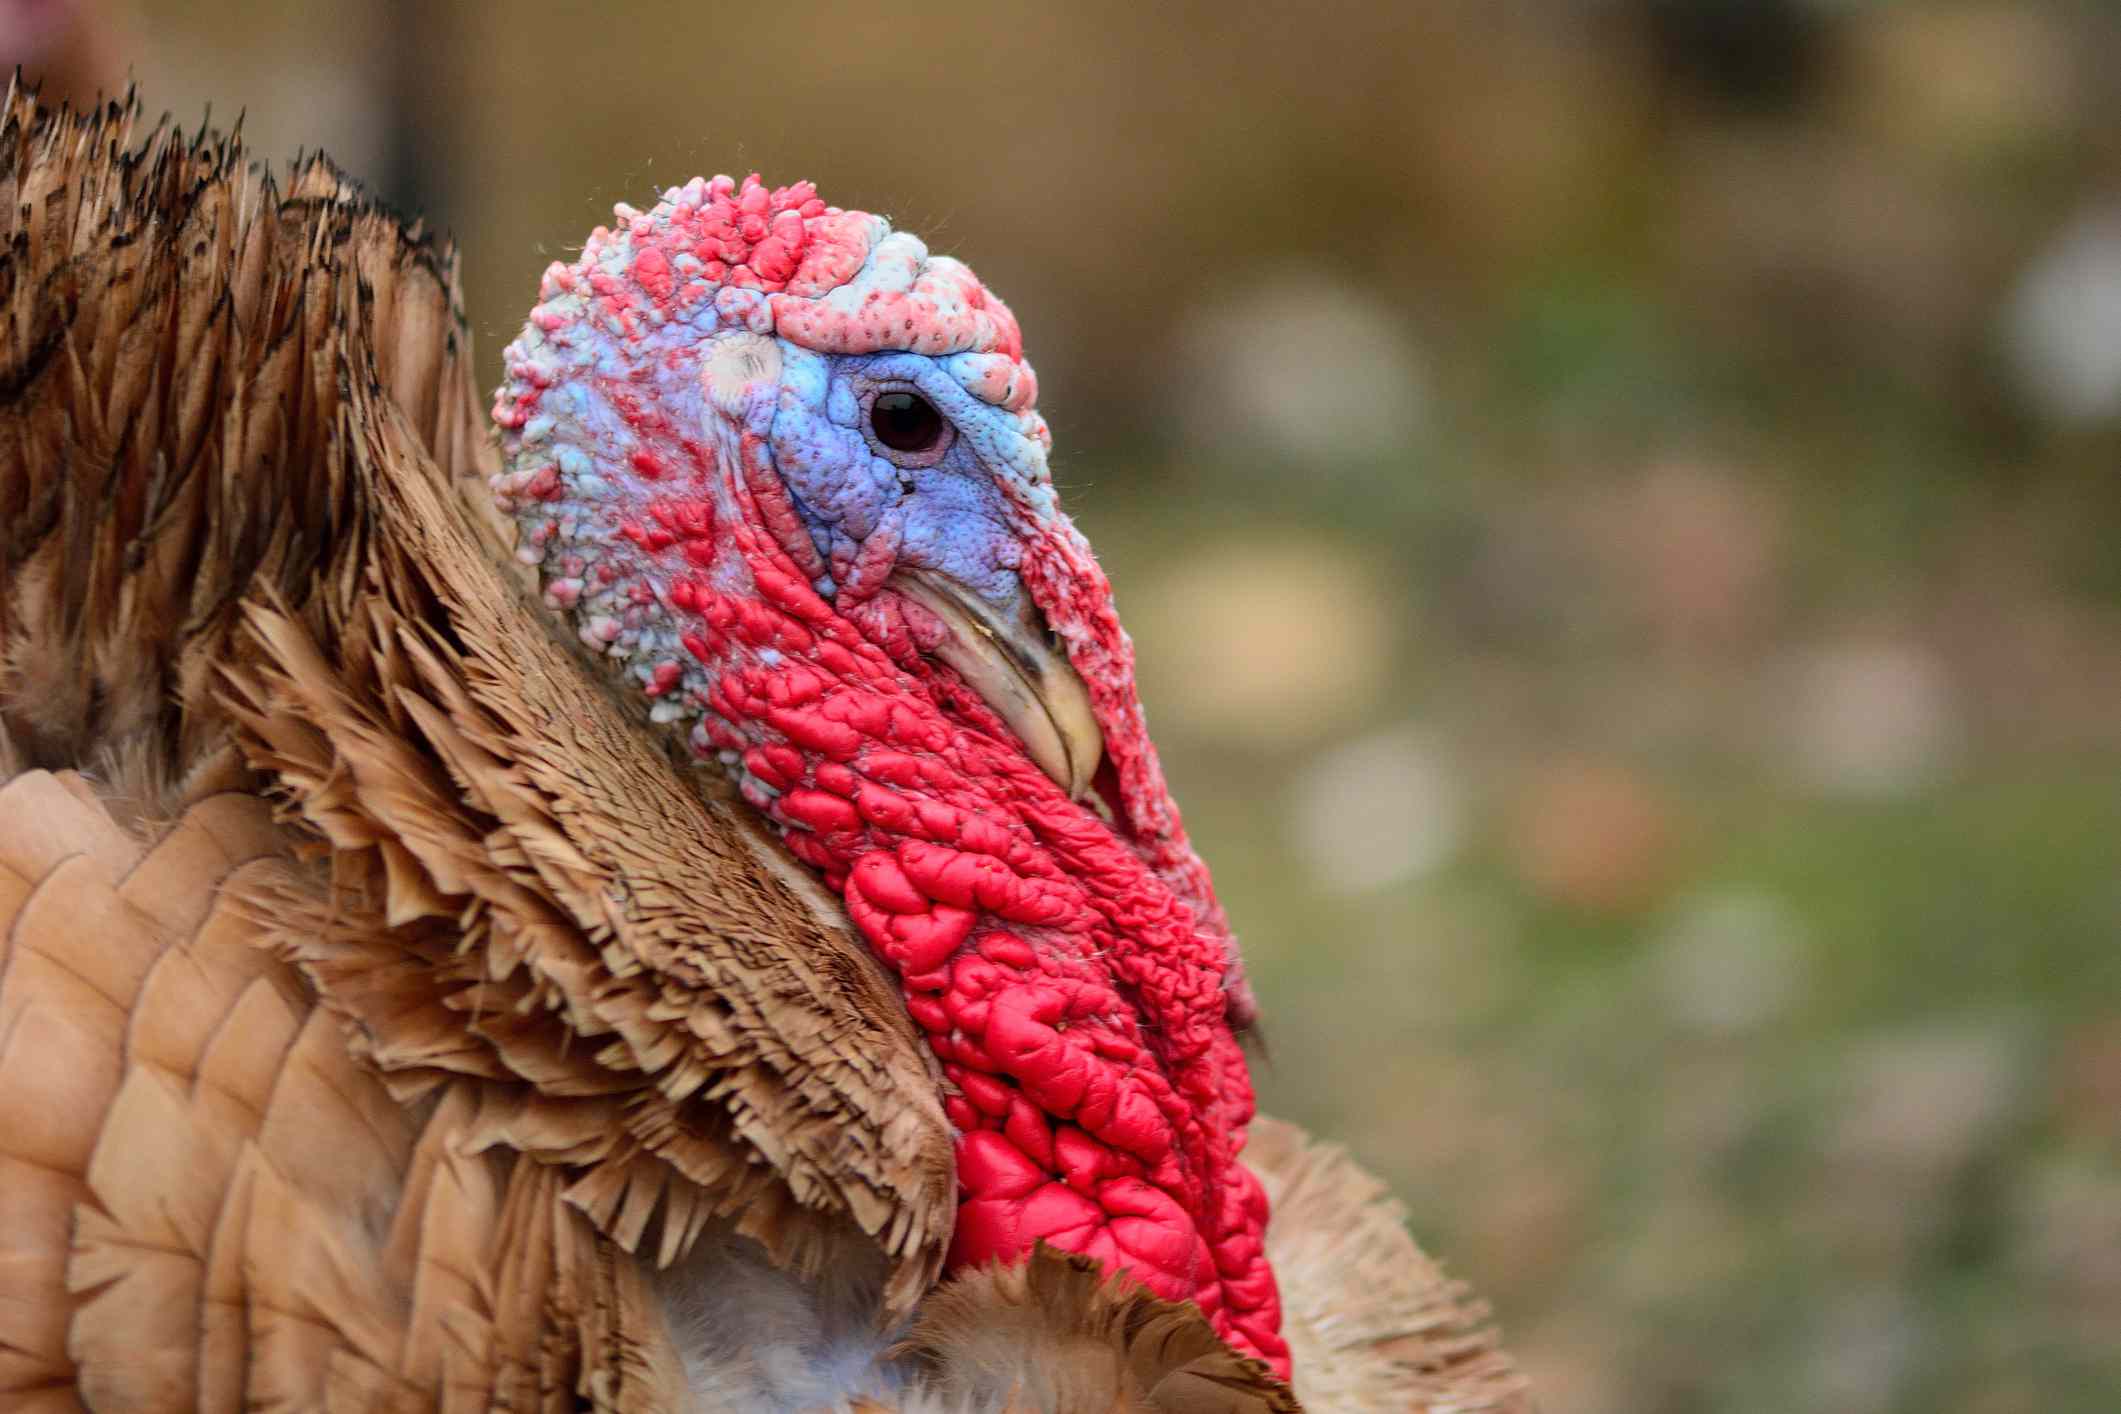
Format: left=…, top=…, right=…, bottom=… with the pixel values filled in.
left=870, top=391, right=945, bottom=454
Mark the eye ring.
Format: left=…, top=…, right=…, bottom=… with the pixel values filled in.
left=862, top=386, right=955, bottom=468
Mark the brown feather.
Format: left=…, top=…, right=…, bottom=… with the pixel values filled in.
left=0, top=766, right=702, bottom=1412
left=893, top=1247, right=1297, bottom=1414
left=0, top=72, right=953, bottom=1295
left=0, top=78, right=948, bottom=1406
left=880, top=1123, right=1533, bottom=1414
left=1249, top=1118, right=1531, bottom=1413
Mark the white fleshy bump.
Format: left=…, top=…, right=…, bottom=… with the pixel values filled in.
left=703, top=332, right=784, bottom=418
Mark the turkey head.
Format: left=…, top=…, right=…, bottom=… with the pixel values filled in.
left=491, top=176, right=1283, bottom=1374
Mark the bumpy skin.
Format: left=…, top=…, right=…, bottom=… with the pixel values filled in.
left=493, top=176, right=1284, bottom=1373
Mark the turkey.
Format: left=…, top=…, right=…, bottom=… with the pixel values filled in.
left=0, top=84, right=1525, bottom=1413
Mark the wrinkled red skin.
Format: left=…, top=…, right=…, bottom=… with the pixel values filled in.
left=495, top=176, right=1285, bottom=1376
left=700, top=503, right=1286, bottom=1373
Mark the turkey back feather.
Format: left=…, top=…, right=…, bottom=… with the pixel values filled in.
left=0, top=79, right=953, bottom=1409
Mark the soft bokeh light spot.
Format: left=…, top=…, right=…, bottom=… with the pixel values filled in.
left=1289, top=725, right=1465, bottom=893
left=1648, top=890, right=1808, bottom=1036
left=1129, top=534, right=1396, bottom=748
left=1507, top=758, right=1679, bottom=915
left=2002, top=204, right=2121, bottom=426
left=1170, top=271, right=1429, bottom=470
left=1784, top=639, right=1962, bottom=799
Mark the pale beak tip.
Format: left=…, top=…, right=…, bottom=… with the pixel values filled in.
left=890, top=569, right=1105, bottom=801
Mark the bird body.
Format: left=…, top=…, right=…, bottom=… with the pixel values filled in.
left=0, top=86, right=1524, bottom=1412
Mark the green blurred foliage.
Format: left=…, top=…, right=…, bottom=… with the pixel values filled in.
left=26, top=0, right=2121, bottom=1408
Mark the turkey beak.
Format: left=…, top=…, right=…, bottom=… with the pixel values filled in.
left=889, top=569, right=1103, bottom=799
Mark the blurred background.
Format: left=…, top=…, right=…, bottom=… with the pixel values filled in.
left=14, top=1, right=2121, bottom=1408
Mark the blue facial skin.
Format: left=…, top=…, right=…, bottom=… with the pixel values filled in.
left=765, top=346, right=1044, bottom=608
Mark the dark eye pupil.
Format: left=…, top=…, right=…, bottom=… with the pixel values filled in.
left=872, top=391, right=943, bottom=453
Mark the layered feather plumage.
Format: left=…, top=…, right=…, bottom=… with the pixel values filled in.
left=0, top=83, right=1526, bottom=1413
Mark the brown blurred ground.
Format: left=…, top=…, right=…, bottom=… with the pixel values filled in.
left=16, top=2, right=2121, bottom=1409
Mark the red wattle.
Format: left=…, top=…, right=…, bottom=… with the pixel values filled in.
left=701, top=519, right=1288, bottom=1377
